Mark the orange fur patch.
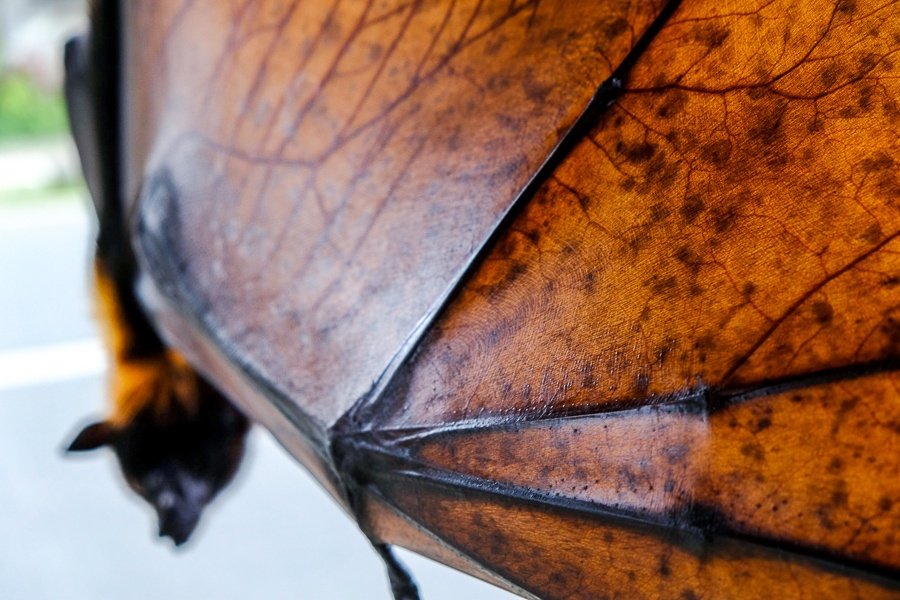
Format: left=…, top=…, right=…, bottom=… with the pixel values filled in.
left=93, top=259, right=199, bottom=426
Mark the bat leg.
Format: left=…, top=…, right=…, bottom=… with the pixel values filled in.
left=374, top=543, right=420, bottom=600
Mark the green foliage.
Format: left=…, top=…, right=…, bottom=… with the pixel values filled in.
left=0, top=180, right=85, bottom=206
left=0, top=72, right=68, bottom=140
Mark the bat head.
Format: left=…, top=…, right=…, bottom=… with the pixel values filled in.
left=67, top=377, right=249, bottom=546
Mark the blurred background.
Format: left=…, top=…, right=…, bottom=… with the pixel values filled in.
left=0, top=1, right=515, bottom=598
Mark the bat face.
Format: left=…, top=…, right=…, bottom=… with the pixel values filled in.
left=68, top=379, right=249, bottom=545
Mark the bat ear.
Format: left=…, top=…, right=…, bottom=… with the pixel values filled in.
left=66, top=421, right=117, bottom=452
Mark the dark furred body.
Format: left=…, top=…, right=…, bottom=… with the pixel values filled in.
left=64, top=0, right=249, bottom=546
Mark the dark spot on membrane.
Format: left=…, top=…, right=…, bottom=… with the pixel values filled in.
left=811, top=300, right=834, bottom=324
left=522, top=77, right=554, bottom=104
left=774, top=341, right=793, bottom=358
left=674, top=245, right=702, bottom=274
left=749, top=102, right=787, bottom=144
left=628, top=235, right=645, bottom=254
left=755, top=417, right=772, bottom=432
left=882, top=317, right=900, bottom=352
left=700, top=139, right=732, bottom=165
left=693, top=24, right=730, bottom=49
left=694, top=335, right=715, bottom=351
left=743, top=281, right=756, bottom=296
left=711, top=205, right=738, bottom=233
left=680, top=196, right=704, bottom=223
left=816, top=505, right=837, bottom=530
left=497, top=235, right=518, bottom=258
left=862, top=223, right=883, bottom=244
left=876, top=171, right=900, bottom=199
left=666, top=444, right=689, bottom=464
left=648, top=274, right=678, bottom=293
left=861, top=151, right=895, bottom=172
left=839, top=105, right=859, bottom=119
left=650, top=203, right=671, bottom=222
left=548, top=570, right=568, bottom=586
left=807, top=116, right=824, bottom=133
left=446, top=125, right=464, bottom=152
left=621, top=141, right=657, bottom=164
left=483, top=35, right=506, bottom=56
left=858, top=53, right=879, bottom=74
left=501, top=262, right=527, bottom=288
left=746, top=86, right=767, bottom=101
left=540, top=26, right=566, bottom=44
left=827, top=457, right=845, bottom=473
left=657, top=91, right=688, bottom=118
left=858, top=86, right=875, bottom=111
left=831, top=487, right=849, bottom=507
left=602, top=16, right=629, bottom=38
left=837, top=0, right=857, bottom=14
left=820, top=63, right=840, bottom=88
left=495, top=113, right=520, bottom=130
left=644, top=155, right=678, bottom=189
left=583, top=271, right=596, bottom=292
left=740, top=442, right=764, bottom=461
left=486, top=73, right=511, bottom=92
left=487, top=530, right=507, bottom=555
left=658, top=555, right=672, bottom=577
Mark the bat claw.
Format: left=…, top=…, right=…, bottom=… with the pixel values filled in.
left=375, top=544, right=420, bottom=600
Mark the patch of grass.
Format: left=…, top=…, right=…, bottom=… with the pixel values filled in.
left=0, top=72, right=69, bottom=140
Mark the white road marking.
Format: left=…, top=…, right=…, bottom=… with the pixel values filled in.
left=0, top=196, right=91, bottom=230
left=0, top=338, right=107, bottom=392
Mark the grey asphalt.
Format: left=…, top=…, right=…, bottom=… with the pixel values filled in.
left=0, top=195, right=516, bottom=600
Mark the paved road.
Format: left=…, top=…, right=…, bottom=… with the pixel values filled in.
left=0, top=196, right=517, bottom=600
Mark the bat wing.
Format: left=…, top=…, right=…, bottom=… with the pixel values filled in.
left=126, top=0, right=670, bottom=502
left=340, top=0, right=900, bottom=596
left=122, top=0, right=900, bottom=597
left=348, top=372, right=900, bottom=598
